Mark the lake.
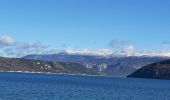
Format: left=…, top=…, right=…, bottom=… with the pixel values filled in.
left=0, top=72, right=170, bottom=100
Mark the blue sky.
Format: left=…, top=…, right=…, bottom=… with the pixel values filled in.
left=0, top=0, right=170, bottom=56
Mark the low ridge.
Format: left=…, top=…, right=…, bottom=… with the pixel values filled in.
left=127, top=59, right=170, bottom=79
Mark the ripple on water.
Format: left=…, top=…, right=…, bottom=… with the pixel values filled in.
left=0, top=72, right=170, bottom=100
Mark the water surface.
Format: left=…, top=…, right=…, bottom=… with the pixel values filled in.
left=0, top=72, right=170, bottom=100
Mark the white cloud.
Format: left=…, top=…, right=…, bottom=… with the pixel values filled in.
left=121, top=44, right=136, bottom=56
left=0, top=35, right=51, bottom=57
left=0, top=35, right=15, bottom=46
left=1, top=36, right=170, bottom=57
left=64, top=47, right=113, bottom=56
left=3, top=42, right=50, bottom=57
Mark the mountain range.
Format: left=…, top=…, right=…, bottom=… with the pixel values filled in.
left=0, top=52, right=170, bottom=78
left=23, top=52, right=169, bottom=76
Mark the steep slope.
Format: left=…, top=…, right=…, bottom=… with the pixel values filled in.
left=127, top=59, right=170, bottom=79
left=0, top=56, right=97, bottom=75
left=23, top=53, right=169, bottom=76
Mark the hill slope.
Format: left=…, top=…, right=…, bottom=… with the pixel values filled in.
left=0, top=56, right=97, bottom=75
left=127, top=59, right=170, bottom=79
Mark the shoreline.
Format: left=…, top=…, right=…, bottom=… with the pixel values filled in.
left=0, top=70, right=126, bottom=78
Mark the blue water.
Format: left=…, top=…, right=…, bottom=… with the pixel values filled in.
left=0, top=72, right=170, bottom=100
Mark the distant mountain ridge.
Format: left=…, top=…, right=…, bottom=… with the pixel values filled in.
left=23, top=52, right=169, bottom=76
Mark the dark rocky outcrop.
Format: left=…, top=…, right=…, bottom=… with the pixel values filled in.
left=127, top=59, right=170, bottom=79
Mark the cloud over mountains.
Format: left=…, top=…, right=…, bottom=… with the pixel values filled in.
left=0, top=35, right=50, bottom=57
left=1, top=35, right=170, bottom=57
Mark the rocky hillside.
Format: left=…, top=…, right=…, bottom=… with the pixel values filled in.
left=127, top=59, right=170, bottom=80
left=0, top=56, right=97, bottom=75
left=23, top=52, right=168, bottom=76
